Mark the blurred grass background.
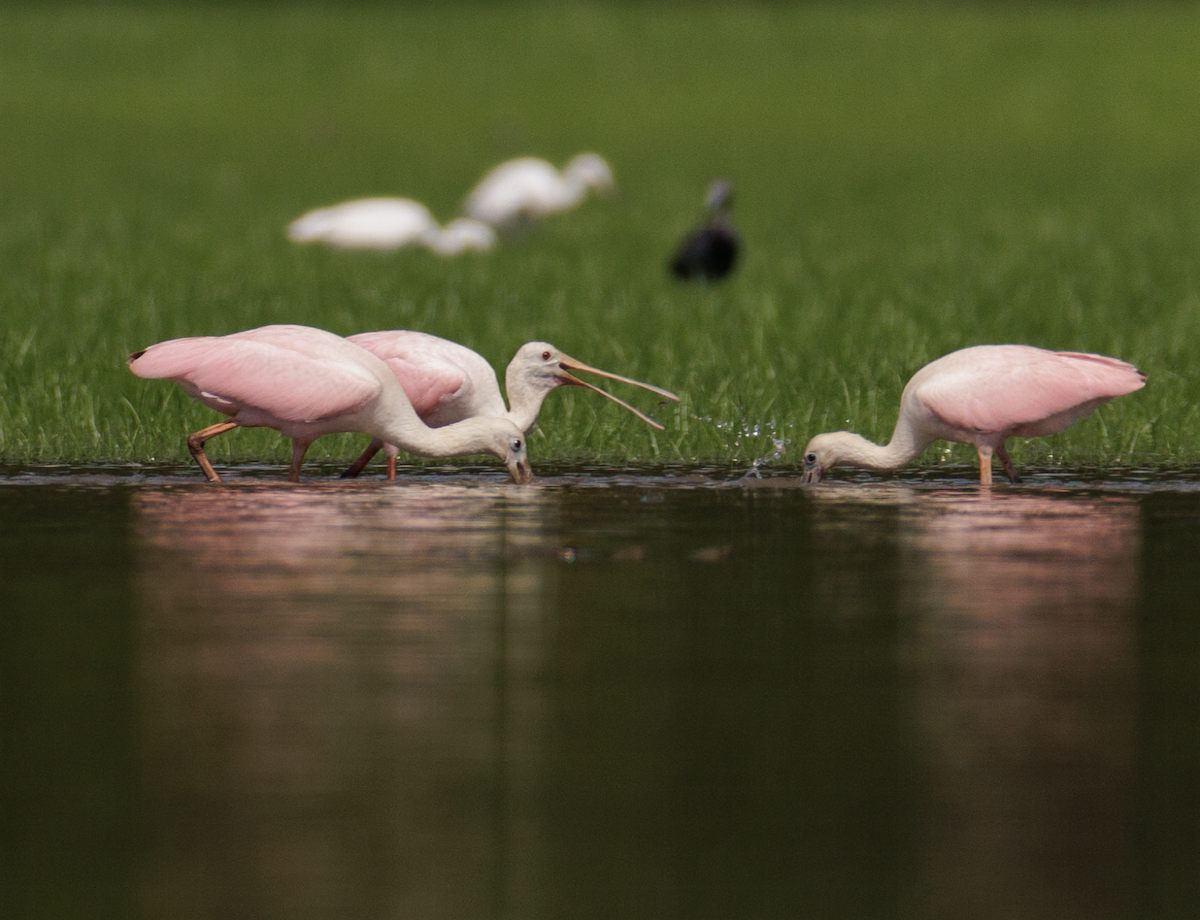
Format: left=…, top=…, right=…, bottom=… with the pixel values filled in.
left=1, top=1, right=1198, bottom=472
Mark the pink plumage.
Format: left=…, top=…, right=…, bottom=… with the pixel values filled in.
left=127, top=324, right=533, bottom=484
left=803, top=344, right=1146, bottom=485
left=340, top=330, right=679, bottom=480
left=346, top=330, right=502, bottom=424
left=906, top=346, right=1144, bottom=439
left=130, top=325, right=379, bottom=426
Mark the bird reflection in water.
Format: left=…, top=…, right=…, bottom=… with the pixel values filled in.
left=135, top=483, right=548, bottom=601
left=898, top=490, right=1138, bottom=920
left=133, top=483, right=553, bottom=920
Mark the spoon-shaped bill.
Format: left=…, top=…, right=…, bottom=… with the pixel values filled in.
left=556, top=353, right=681, bottom=430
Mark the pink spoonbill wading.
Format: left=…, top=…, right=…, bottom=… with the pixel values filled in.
left=801, top=344, right=1146, bottom=485
left=340, top=330, right=680, bottom=480
left=127, top=325, right=533, bottom=483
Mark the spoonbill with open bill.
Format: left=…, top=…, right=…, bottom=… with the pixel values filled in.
left=340, top=330, right=679, bottom=480
left=801, top=344, right=1146, bottom=485
left=128, top=324, right=532, bottom=483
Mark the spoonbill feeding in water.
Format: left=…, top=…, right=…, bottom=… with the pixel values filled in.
left=462, top=153, right=615, bottom=227
left=801, top=344, right=1146, bottom=485
left=670, top=179, right=739, bottom=281
left=287, top=198, right=496, bottom=253
left=128, top=325, right=532, bottom=483
left=339, top=330, right=679, bottom=480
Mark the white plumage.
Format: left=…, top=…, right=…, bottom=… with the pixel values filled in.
left=462, top=154, right=615, bottom=227
left=287, top=198, right=495, bottom=254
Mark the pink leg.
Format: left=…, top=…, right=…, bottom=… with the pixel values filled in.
left=340, top=438, right=385, bottom=479
left=976, top=445, right=994, bottom=486
left=187, top=421, right=239, bottom=482
left=996, top=443, right=1020, bottom=484
left=288, top=440, right=312, bottom=483
left=387, top=454, right=396, bottom=482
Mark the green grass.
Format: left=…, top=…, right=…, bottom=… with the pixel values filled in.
left=2, top=1, right=1199, bottom=473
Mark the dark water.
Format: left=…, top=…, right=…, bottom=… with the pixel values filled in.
left=2, top=465, right=1199, bottom=920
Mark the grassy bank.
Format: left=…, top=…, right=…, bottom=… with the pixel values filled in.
left=1, top=2, right=1198, bottom=472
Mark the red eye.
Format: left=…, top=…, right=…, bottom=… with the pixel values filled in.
left=542, top=351, right=551, bottom=361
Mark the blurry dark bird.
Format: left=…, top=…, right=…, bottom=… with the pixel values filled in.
left=669, top=179, right=739, bottom=281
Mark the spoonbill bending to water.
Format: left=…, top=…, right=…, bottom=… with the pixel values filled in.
left=340, top=330, right=680, bottom=480
left=670, top=179, right=739, bottom=281
left=462, top=154, right=615, bottom=228
left=801, top=345, right=1146, bottom=485
left=128, top=325, right=533, bottom=483
left=287, top=198, right=496, bottom=253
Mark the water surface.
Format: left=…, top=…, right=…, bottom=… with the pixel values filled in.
left=2, top=465, right=1198, bottom=920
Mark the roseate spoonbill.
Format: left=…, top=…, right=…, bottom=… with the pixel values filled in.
left=287, top=198, right=496, bottom=253
left=462, top=154, right=615, bottom=227
left=670, top=179, right=739, bottom=281
left=801, top=345, right=1146, bottom=485
left=127, top=325, right=533, bottom=483
left=339, top=330, right=680, bottom=480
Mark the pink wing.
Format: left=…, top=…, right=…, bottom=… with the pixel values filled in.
left=913, top=345, right=1146, bottom=436
left=348, top=330, right=498, bottom=421
left=131, top=327, right=381, bottom=421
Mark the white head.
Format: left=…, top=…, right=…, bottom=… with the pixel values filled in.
left=475, top=419, right=533, bottom=483
left=705, top=179, right=735, bottom=212
left=506, top=342, right=680, bottom=431
left=801, top=432, right=847, bottom=484
left=564, top=154, right=615, bottom=194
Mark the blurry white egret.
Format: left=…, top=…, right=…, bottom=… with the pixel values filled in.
left=462, top=153, right=615, bottom=227
left=287, top=198, right=495, bottom=254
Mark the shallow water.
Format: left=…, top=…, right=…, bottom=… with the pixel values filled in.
left=2, top=464, right=1199, bottom=920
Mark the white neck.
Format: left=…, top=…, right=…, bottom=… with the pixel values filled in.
left=502, top=371, right=549, bottom=435
left=368, top=389, right=502, bottom=459
left=823, top=416, right=934, bottom=472
left=556, top=175, right=590, bottom=209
